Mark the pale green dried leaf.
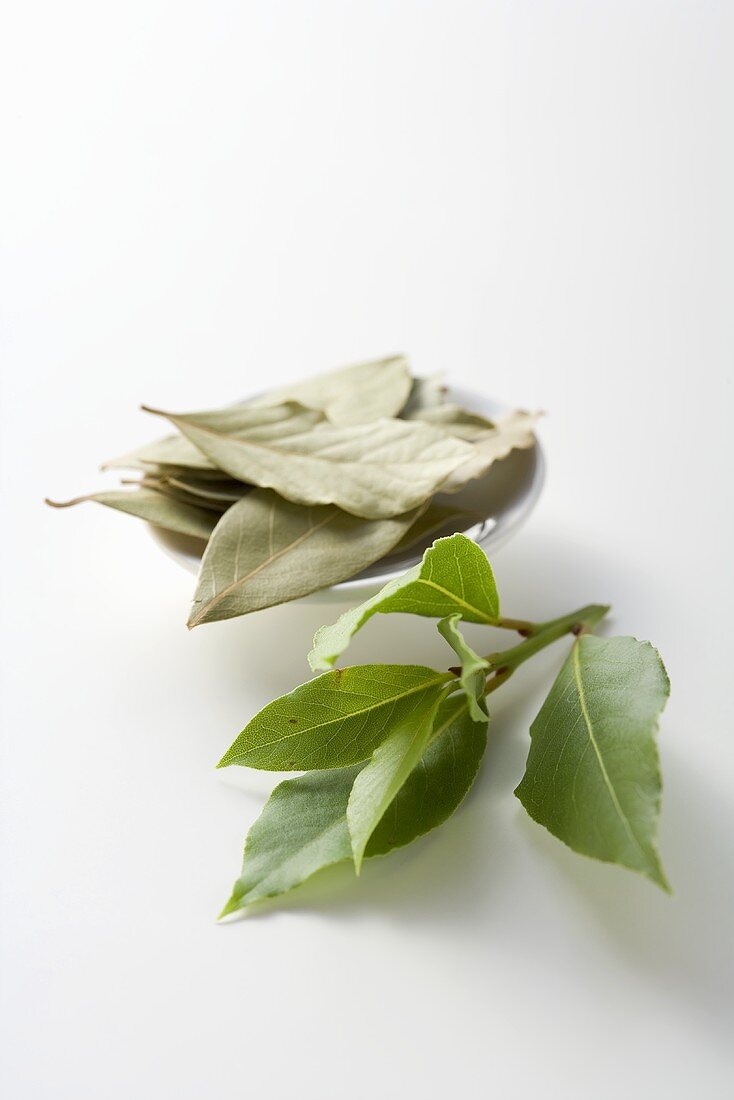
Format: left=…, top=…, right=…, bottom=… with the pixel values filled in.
left=248, top=354, right=412, bottom=424
left=189, top=490, right=422, bottom=625
left=45, top=488, right=216, bottom=540
left=439, top=410, right=540, bottom=492
left=143, top=407, right=474, bottom=520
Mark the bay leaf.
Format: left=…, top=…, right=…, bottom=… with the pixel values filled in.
left=405, top=403, right=497, bottom=441
left=515, top=635, right=670, bottom=890
left=437, top=614, right=489, bottom=722
left=217, top=663, right=455, bottom=771
left=189, top=490, right=423, bottom=625
left=45, top=488, right=217, bottom=540
left=439, top=410, right=540, bottom=493
left=248, top=354, right=412, bottom=424
left=142, top=407, right=474, bottom=520
left=103, top=402, right=323, bottom=472
left=309, top=532, right=500, bottom=671
left=347, top=684, right=447, bottom=871
left=400, top=374, right=447, bottom=416
left=220, top=695, right=487, bottom=915
left=389, top=501, right=479, bottom=555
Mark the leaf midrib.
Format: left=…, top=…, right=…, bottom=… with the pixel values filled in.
left=169, top=413, right=467, bottom=473
left=571, top=643, right=648, bottom=861
left=223, top=672, right=453, bottom=762
left=414, top=577, right=497, bottom=623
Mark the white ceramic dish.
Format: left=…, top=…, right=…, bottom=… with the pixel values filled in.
left=149, top=385, right=545, bottom=601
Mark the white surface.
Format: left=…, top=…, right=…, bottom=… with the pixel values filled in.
left=1, top=3, right=732, bottom=1099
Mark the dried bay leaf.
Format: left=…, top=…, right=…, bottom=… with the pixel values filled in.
left=45, top=488, right=216, bottom=540
left=439, top=410, right=540, bottom=493
left=248, top=354, right=412, bottom=424
left=189, top=489, right=423, bottom=625
left=103, top=402, right=323, bottom=472
left=143, top=407, right=474, bottom=520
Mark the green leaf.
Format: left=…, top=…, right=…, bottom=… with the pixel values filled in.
left=45, top=487, right=216, bottom=540
left=309, top=533, right=500, bottom=671
left=248, top=354, right=413, bottom=425
left=143, top=405, right=474, bottom=520
left=437, top=614, right=489, bottom=722
left=218, top=664, right=455, bottom=771
left=346, top=685, right=447, bottom=872
left=220, top=695, right=487, bottom=915
left=188, top=490, right=422, bottom=625
left=515, top=635, right=670, bottom=890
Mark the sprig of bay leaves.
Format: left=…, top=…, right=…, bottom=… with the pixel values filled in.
left=46, top=355, right=539, bottom=621
left=219, top=533, right=670, bottom=917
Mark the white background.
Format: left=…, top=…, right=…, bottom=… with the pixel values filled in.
left=1, top=2, right=732, bottom=1097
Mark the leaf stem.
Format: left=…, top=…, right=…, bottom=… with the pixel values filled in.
left=482, top=604, right=610, bottom=692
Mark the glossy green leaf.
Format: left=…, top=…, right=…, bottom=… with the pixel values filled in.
left=248, top=354, right=412, bottom=424
left=309, top=533, right=500, bottom=671
left=220, top=695, right=487, bottom=915
left=45, top=488, right=216, bottom=540
left=437, top=614, right=489, bottom=722
left=143, top=406, right=473, bottom=520
left=346, top=684, right=447, bottom=872
left=515, top=635, right=670, bottom=890
left=218, top=664, right=455, bottom=771
left=188, top=490, right=421, bottom=626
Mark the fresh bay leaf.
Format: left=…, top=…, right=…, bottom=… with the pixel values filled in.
left=439, top=410, right=540, bottom=493
left=367, top=695, right=486, bottom=855
left=189, top=490, right=422, bottom=625
left=515, top=635, right=670, bottom=889
left=142, top=407, right=474, bottom=520
left=248, top=354, right=412, bottom=424
left=347, top=684, right=447, bottom=871
left=309, top=533, right=500, bottom=671
left=437, top=614, right=489, bottom=722
left=220, top=695, right=487, bottom=915
left=217, top=664, right=455, bottom=771
left=103, top=402, right=323, bottom=472
left=45, top=488, right=216, bottom=540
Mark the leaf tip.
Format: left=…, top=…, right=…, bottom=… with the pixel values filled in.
left=217, top=894, right=243, bottom=920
